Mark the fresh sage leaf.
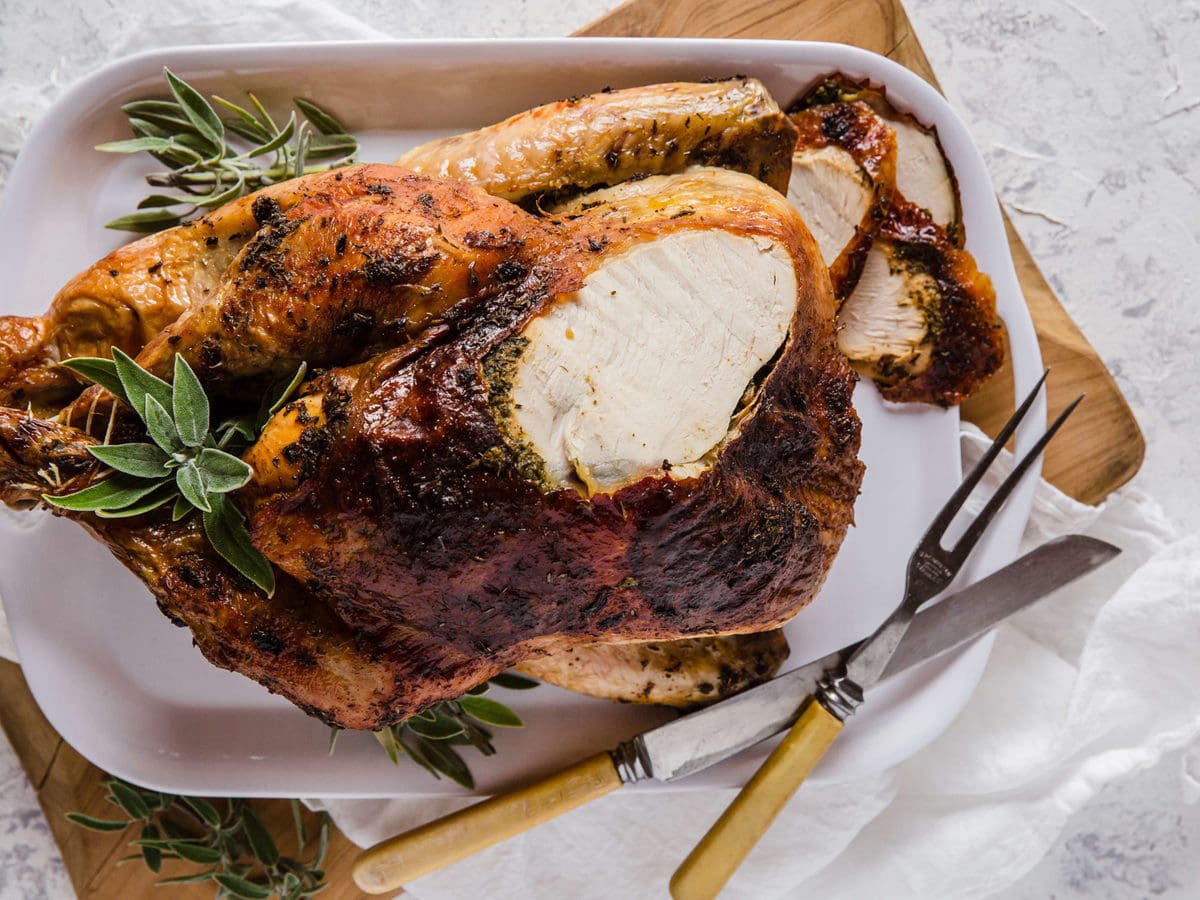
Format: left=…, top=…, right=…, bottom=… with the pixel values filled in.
left=458, top=695, right=523, bottom=728
left=94, top=482, right=176, bottom=519
left=175, top=460, right=210, bottom=512
left=171, top=355, right=209, bottom=448
left=59, top=357, right=130, bottom=405
left=112, top=348, right=172, bottom=420
left=45, top=474, right=167, bottom=512
left=465, top=682, right=490, bottom=696
left=87, top=442, right=169, bottom=478
left=104, top=208, right=184, bottom=232
left=163, top=67, right=224, bottom=156
left=196, top=447, right=253, bottom=493
left=202, top=495, right=274, bottom=595
left=144, top=395, right=184, bottom=455
left=258, top=362, right=308, bottom=428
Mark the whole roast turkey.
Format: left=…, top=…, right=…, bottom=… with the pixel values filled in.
left=0, top=77, right=1002, bottom=730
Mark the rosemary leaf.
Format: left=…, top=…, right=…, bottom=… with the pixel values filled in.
left=241, top=807, right=280, bottom=867
left=140, top=823, right=163, bottom=873
left=293, top=98, right=348, bottom=136
left=96, top=136, right=173, bottom=154
left=65, top=812, right=131, bottom=832
left=163, top=67, right=224, bottom=156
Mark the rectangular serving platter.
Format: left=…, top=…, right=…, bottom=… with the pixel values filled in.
left=0, top=38, right=1044, bottom=797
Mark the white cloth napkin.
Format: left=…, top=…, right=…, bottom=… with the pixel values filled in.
left=303, top=426, right=1197, bottom=899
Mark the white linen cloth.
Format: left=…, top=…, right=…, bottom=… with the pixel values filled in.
left=0, top=3, right=1197, bottom=896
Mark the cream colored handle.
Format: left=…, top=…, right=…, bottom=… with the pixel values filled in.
left=352, top=751, right=623, bottom=894
left=670, top=698, right=843, bottom=900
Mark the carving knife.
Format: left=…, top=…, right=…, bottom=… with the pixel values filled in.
left=353, top=534, right=1119, bottom=893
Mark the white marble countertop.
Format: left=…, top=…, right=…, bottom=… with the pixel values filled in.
left=1, top=0, right=1197, bottom=896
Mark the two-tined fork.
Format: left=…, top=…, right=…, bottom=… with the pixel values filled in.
left=670, top=371, right=1082, bottom=900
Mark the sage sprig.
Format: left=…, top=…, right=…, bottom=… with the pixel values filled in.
left=349, top=672, right=539, bottom=788
left=99, top=68, right=357, bottom=233
left=68, top=779, right=328, bottom=900
left=45, top=351, right=304, bottom=596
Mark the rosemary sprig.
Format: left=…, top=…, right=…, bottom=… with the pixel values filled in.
left=68, top=779, right=328, bottom=899
left=99, top=68, right=357, bottom=233
left=329, top=672, right=539, bottom=788
left=44, top=351, right=306, bottom=596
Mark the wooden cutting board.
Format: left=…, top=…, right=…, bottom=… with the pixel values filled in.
left=0, top=2, right=1143, bottom=899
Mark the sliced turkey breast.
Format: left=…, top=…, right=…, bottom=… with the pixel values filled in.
left=841, top=198, right=1004, bottom=405
left=786, top=99, right=897, bottom=298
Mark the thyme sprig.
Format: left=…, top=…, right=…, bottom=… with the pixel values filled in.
left=45, top=351, right=306, bottom=596
left=337, top=672, right=539, bottom=788
left=68, top=779, right=329, bottom=899
left=99, top=68, right=357, bottom=233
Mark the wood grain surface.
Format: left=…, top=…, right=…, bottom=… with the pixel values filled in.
left=4, top=2, right=1143, bottom=899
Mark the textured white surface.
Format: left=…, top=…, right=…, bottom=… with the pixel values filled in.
left=0, top=0, right=1197, bottom=898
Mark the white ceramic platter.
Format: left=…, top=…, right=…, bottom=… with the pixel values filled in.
left=0, top=39, right=1044, bottom=798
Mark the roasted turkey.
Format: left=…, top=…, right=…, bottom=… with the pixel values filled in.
left=0, top=75, right=1005, bottom=729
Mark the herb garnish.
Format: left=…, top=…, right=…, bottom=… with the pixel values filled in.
left=98, top=68, right=357, bottom=233
left=45, top=351, right=306, bottom=596
left=353, top=672, right=539, bottom=788
left=68, top=778, right=329, bottom=899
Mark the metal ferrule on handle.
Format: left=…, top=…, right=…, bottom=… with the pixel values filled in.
left=815, top=669, right=864, bottom=721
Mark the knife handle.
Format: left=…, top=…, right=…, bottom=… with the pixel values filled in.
left=670, top=697, right=843, bottom=900
left=352, top=751, right=623, bottom=893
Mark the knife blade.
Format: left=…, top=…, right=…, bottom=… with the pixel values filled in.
left=352, top=534, right=1118, bottom=893
left=631, top=534, right=1118, bottom=782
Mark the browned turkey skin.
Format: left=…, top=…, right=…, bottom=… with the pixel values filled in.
left=395, top=78, right=798, bottom=200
